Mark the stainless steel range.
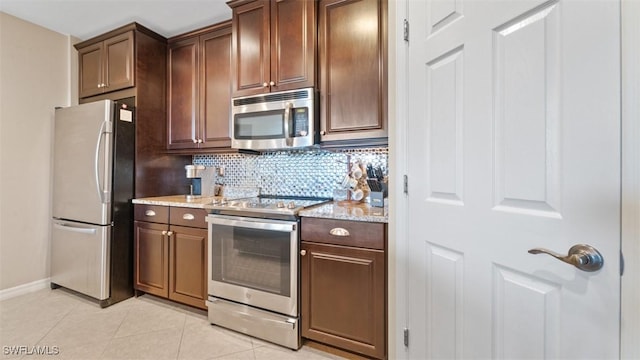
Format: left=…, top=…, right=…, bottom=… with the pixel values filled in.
left=206, top=196, right=330, bottom=349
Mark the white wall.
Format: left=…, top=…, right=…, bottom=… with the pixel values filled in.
left=0, top=12, right=74, bottom=291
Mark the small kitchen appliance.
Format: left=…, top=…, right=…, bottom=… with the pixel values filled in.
left=185, top=165, right=216, bottom=200
left=206, top=195, right=330, bottom=349
left=231, top=87, right=316, bottom=151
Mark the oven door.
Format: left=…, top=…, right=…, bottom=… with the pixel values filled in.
left=207, top=214, right=299, bottom=316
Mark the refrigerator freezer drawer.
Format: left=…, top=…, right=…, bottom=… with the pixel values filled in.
left=51, top=220, right=110, bottom=300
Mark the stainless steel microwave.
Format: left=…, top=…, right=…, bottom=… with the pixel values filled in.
left=231, top=87, right=316, bottom=151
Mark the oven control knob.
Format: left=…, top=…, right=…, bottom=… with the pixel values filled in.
left=287, top=201, right=296, bottom=209
left=277, top=201, right=285, bottom=208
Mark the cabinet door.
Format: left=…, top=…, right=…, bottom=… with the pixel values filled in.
left=301, top=241, right=386, bottom=359
left=318, top=0, right=387, bottom=143
left=167, top=37, right=199, bottom=149
left=270, top=0, right=316, bottom=92
left=78, top=42, right=103, bottom=98
left=231, top=0, right=271, bottom=97
left=169, top=225, right=208, bottom=310
left=200, top=26, right=232, bottom=149
left=134, top=221, right=169, bottom=297
left=104, top=31, right=134, bottom=92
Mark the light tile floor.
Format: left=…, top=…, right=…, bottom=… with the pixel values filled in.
left=0, top=288, right=345, bottom=360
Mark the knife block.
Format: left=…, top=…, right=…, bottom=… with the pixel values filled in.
left=369, top=183, right=387, bottom=208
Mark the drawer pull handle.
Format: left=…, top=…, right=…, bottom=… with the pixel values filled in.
left=182, top=213, right=195, bottom=221
left=145, top=210, right=156, bottom=217
left=329, top=227, right=350, bottom=237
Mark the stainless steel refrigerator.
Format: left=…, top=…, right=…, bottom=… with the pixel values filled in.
left=51, top=99, right=135, bottom=307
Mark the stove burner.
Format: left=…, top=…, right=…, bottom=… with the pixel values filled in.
left=208, top=195, right=331, bottom=219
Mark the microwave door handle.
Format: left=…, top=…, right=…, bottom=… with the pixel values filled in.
left=284, top=102, right=293, bottom=147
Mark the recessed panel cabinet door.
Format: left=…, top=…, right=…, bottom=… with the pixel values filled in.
left=201, top=28, right=232, bottom=148
left=318, top=0, right=387, bottom=143
left=167, top=37, right=199, bottom=149
left=270, top=0, right=316, bottom=92
left=78, top=42, right=103, bottom=98
left=104, top=32, right=134, bottom=92
left=301, top=241, right=385, bottom=359
left=169, top=225, right=208, bottom=309
left=231, top=0, right=270, bottom=96
left=134, top=221, right=169, bottom=298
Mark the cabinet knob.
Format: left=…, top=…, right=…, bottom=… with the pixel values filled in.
left=263, top=82, right=269, bottom=88
left=167, top=231, right=173, bottom=237
left=192, top=139, right=198, bottom=143
left=162, top=230, right=168, bottom=235
left=197, top=139, right=203, bottom=143
left=320, top=130, right=326, bottom=135
left=269, top=81, right=275, bottom=86
left=300, top=250, right=307, bottom=256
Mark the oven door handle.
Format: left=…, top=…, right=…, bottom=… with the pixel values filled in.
left=209, top=216, right=296, bottom=232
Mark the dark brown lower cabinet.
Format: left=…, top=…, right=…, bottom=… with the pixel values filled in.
left=134, top=204, right=208, bottom=310
left=301, top=218, right=387, bottom=359
left=168, top=225, right=207, bottom=308
left=134, top=221, right=169, bottom=297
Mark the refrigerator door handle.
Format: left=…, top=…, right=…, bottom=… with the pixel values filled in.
left=53, top=222, right=97, bottom=235
left=94, top=121, right=110, bottom=204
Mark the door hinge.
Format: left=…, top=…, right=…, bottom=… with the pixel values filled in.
left=403, top=19, right=409, bottom=42
left=403, top=328, right=409, bottom=347
left=403, top=175, right=408, bottom=195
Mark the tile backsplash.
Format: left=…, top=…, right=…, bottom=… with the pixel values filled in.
left=193, top=147, right=388, bottom=198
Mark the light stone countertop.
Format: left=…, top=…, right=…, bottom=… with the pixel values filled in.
left=299, top=200, right=388, bottom=223
left=132, top=195, right=389, bottom=223
left=131, top=195, right=222, bottom=209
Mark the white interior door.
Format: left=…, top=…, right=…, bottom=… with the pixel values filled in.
left=404, top=0, right=621, bottom=358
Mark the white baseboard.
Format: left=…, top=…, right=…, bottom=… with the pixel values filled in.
left=0, top=278, right=51, bottom=301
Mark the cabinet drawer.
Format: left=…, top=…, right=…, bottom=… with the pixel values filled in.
left=170, top=207, right=208, bottom=229
left=134, top=204, right=169, bottom=223
left=301, top=218, right=386, bottom=250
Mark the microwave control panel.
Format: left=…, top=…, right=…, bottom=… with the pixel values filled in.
left=292, top=108, right=309, bottom=137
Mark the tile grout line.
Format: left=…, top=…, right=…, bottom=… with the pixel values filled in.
left=174, top=309, right=188, bottom=360
left=97, top=300, right=136, bottom=359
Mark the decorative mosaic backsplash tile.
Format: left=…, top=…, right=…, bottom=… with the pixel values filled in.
left=193, top=147, right=388, bottom=198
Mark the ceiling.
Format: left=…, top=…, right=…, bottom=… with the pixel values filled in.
left=0, top=0, right=232, bottom=40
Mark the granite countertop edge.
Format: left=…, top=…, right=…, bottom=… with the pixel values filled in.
left=132, top=196, right=389, bottom=223
left=131, top=195, right=219, bottom=209
left=298, top=201, right=388, bottom=224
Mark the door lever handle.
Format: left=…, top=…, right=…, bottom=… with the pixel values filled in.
left=528, top=244, right=604, bottom=272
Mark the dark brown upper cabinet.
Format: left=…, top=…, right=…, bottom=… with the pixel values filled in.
left=76, top=31, right=134, bottom=98
left=228, top=0, right=316, bottom=97
left=318, top=0, right=388, bottom=146
left=167, top=21, right=233, bottom=151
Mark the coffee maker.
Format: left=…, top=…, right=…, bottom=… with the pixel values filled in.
left=185, top=165, right=204, bottom=200
left=185, top=165, right=216, bottom=200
